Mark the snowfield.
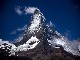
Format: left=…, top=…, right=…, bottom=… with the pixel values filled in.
left=0, top=36, right=40, bottom=56
left=17, top=36, right=40, bottom=51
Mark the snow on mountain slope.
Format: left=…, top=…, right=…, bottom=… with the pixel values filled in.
left=49, top=35, right=80, bottom=56
left=17, top=36, right=40, bottom=51
left=0, top=39, right=17, bottom=56
left=28, top=13, right=41, bottom=34
left=27, top=9, right=45, bottom=34
left=0, top=36, right=40, bottom=56
left=0, top=7, right=80, bottom=57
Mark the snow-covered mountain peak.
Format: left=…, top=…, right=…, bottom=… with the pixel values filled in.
left=0, top=7, right=80, bottom=57
left=28, top=9, right=45, bottom=34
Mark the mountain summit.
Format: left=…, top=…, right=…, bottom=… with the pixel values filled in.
left=15, top=8, right=61, bottom=51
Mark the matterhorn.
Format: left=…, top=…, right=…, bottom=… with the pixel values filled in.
left=0, top=8, right=80, bottom=60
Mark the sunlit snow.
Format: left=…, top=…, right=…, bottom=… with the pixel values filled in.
left=17, top=36, right=40, bottom=51
left=50, top=35, right=80, bottom=56
left=0, top=36, right=40, bottom=56
left=28, top=13, right=42, bottom=34
left=0, top=39, right=17, bottom=56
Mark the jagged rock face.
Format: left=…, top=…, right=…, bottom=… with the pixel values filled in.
left=16, top=9, right=61, bottom=47
left=0, top=55, right=33, bottom=60
left=15, top=45, right=80, bottom=60
left=16, top=9, right=50, bottom=47
left=14, top=8, right=54, bottom=55
left=16, top=9, right=42, bottom=45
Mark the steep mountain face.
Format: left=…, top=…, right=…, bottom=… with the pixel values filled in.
left=14, top=9, right=51, bottom=53
left=14, top=8, right=80, bottom=60
left=16, top=9, right=60, bottom=46
left=15, top=9, right=61, bottom=52
left=0, top=8, right=80, bottom=60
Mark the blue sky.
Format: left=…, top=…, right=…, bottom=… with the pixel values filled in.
left=0, top=0, right=80, bottom=41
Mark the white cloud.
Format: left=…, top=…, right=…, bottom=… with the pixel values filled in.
left=10, top=30, right=17, bottom=34
left=24, top=7, right=37, bottom=14
left=15, top=6, right=23, bottom=15
left=49, top=21, right=55, bottom=27
left=15, top=6, right=39, bottom=15
left=10, top=25, right=27, bottom=43
left=17, top=25, right=27, bottom=31
left=14, top=35, right=23, bottom=42
left=10, top=25, right=27, bottom=35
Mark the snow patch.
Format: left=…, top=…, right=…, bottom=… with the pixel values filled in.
left=28, top=13, right=42, bottom=34
left=50, top=36, right=80, bottom=56
left=17, top=36, right=40, bottom=51
left=0, top=39, right=17, bottom=56
left=15, top=6, right=23, bottom=15
left=0, top=36, right=40, bottom=56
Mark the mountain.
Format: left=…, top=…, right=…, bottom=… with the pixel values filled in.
left=0, top=8, right=80, bottom=60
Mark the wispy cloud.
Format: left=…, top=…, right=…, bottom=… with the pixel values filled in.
left=17, top=25, right=27, bottom=31
left=15, top=6, right=23, bottom=15
left=46, top=21, right=55, bottom=27
left=10, top=25, right=27, bottom=35
left=24, top=7, right=37, bottom=14
left=14, top=35, right=23, bottom=42
left=15, top=6, right=38, bottom=15
left=10, top=25, right=27, bottom=43
left=10, top=30, right=17, bottom=34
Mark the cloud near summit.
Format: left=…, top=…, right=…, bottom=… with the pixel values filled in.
left=15, top=6, right=38, bottom=15
left=24, top=7, right=37, bottom=14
